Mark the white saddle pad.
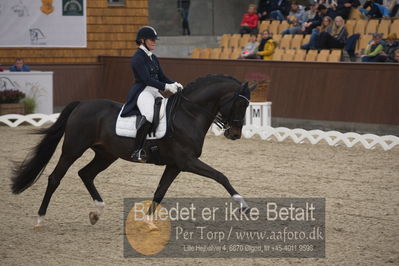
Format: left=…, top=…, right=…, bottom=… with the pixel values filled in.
left=115, top=99, right=168, bottom=139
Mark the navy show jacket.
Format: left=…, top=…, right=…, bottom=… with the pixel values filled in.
left=120, top=48, right=173, bottom=117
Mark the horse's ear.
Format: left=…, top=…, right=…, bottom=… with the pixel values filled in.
left=241, top=82, right=249, bottom=90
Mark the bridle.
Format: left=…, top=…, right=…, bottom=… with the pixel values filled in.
left=178, top=85, right=250, bottom=130
left=215, top=90, right=250, bottom=130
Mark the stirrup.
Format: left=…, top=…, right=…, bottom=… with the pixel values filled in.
left=131, top=149, right=147, bottom=163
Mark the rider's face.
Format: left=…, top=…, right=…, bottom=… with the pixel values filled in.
left=144, top=38, right=156, bottom=51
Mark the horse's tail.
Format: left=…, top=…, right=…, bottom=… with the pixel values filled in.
left=11, top=101, right=81, bottom=194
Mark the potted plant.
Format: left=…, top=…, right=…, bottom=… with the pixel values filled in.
left=0, top=89, right=26, bottom=115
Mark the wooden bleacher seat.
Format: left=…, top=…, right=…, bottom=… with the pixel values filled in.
left=220, top=48, right=231, bottom=59
left=291, top=35, right=303, bottom=49
left=391, top=20, right=399, bottom=36
left=282, top=49, right=295, bottom=60
left=349, top=7, right=362, bottom=20
left=316, top=49, right=330, bottom=62
left=302, top=34, right=311, bottom=46
left=199, top=48, right=211, bottom=59
left=230, top=48, right=241, bottom=59
left=258, top=21, right=270, bottom=33
left=210, top=48, right=221, bottom=59
left=191, top=48, right=201, bottom=58
left=239, top=34, right=250, bottom=48
left=329, top=49, right=342, bottom=62
left=272, top=34, right=282, bottom=45
left=345, top=20, right=357, bottom=36
left=305, top=50, right=318, bottom=61
left=279, top=34, right=292, bottom=49
left=272, top=48, right=284, bottom=60
left=278, top=20, right=289, bottom=34
left=365, top=19, right=379, bottom=35
left=357, top=34, right=373, bottom=53
left=269, top=20, right=280, bottom=35
left=378, top=19, right=391, bottom=37
left=219, top=34, right=230, bottom=48
left=354, top=19, right=367, bottom=34
left=229, top=35, right=241, bottom=49
left=293, top=49, right=306, bottom=61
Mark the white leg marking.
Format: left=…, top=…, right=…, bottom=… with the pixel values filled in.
left=33, top=215, right=45, bottom=229
left=232, top=194, right=249, bottom=209
left=94, top=200, right=105, bottom=215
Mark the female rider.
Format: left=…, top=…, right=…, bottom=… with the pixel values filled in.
left=121, top=26, right=183, bottom=162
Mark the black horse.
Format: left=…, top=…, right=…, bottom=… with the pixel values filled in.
left=11, top=75, right=255, bottom=228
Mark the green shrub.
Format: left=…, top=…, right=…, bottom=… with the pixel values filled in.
left=21, top=97, right=36, bottom=114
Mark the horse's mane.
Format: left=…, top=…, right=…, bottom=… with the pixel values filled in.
left=183, top=74, right=241, bottom=94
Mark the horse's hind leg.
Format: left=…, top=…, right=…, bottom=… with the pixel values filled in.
left=78, top=148, right=116, bottom=225
left=36, top=152, right=82, bottom=229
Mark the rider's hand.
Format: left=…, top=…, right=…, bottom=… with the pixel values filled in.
left=164, top=83, right=178, bottom=94
left=174, top=82, right=184, bottom=90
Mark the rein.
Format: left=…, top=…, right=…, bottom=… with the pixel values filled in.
left=167, top=81, right=250, bottom=136
left=179, top=87, right=247, bottom=130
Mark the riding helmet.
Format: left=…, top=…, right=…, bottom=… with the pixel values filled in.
left=135, top=26, right=158, bottom=44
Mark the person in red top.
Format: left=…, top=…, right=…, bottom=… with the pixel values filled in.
left=239, top=4, right=259, bottom=35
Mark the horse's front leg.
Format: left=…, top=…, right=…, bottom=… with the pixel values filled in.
left=143, top=165, right=180, bottom=231
left=181, top=158, right=249, bottom=211
left=147, top=165, right=180, bottom=215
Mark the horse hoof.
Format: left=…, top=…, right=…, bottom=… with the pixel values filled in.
left=143, top=220, right=159, bottom=232
left=33, top=224, right=44, bottom=230
left=240, top=207, right=251, bottom=215
left=89, top=212, right=99, bottom=225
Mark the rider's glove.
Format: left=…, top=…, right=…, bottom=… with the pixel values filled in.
left=164, top=83, right=178, bottom=94
left=173, top=82, right=184, bottom=90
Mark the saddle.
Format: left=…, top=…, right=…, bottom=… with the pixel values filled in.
left=116, top=97, right=167, bottom=139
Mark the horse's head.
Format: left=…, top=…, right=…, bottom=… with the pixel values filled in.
left=217, top=81, right=256, bottom=140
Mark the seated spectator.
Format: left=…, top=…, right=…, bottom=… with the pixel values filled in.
left=330, top=0, right=361, bottom=20
left=306, top=2, right=319, bottom=20
left=239, top=4, right=259, bottom=35
left=387, top=0, right=399, bottom=17
left=239, top=33, right=259, bottom=59
left=268, top=0, right=291, bottom=20
left=361, top=33, right=385, bottom=62
left=317, top=15, right=347, bottom=49
left=360, top=0, right=390, bottom=18
left=300, top=4, right=334, bottom=35
left=9, top=58, right=30, bottom=72
left=256, top=30, right=277, bottom=59
left=344, top=33, right=361, bottom=60
left=378, top=33, right=399, bottom=62
left=281, top=1, right=308, bottom=34
left=316, top=0, right=334, bottom=9
left=301, top=16, right=333, bottom=49
left=257, top=0, right=269, bottom=21
left=393, top=49, right=399, bottom=62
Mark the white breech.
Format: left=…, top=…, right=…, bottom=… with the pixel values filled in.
left=137, top=86, right=163, bottom=123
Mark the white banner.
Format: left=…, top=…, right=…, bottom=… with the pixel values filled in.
left=0, top=0, right=86, bottom=47
left=1, top=71, right=53, bottom=114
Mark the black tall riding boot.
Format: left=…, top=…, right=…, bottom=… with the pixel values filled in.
left=131, top=119, right=152, bottom=163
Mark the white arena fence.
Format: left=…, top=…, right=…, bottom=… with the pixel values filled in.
left=0, top=113, right=59, bottom=127
left=211, top=125, right=399, bottom=151
left=1, top=102, right=398, bottom=151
